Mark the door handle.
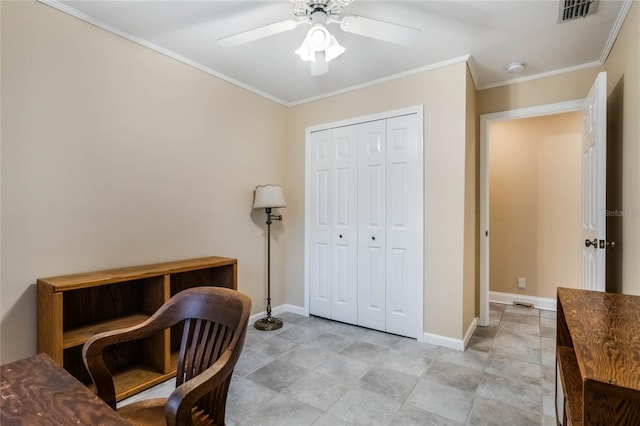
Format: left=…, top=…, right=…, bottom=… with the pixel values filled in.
left=585, top=238, right=598, bottom=248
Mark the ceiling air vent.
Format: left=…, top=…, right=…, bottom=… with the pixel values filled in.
left=559, top=0, right=599, bottom=22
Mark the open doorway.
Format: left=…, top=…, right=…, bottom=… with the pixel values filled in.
left=479, top=100, right=584, bottom=326
left=489, top=112, right=582, bottom=298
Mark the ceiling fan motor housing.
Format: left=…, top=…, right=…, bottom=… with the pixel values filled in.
left=310, top=9, right=328, bottom=25
left=294, top=0, right=352, bottom=19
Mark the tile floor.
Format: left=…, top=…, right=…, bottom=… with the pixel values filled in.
left=120, top=303, right=558, bottom=425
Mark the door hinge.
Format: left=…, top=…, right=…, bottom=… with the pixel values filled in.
left=599, top=239, right=616, bottom=249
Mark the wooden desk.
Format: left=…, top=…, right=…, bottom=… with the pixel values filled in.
left=1, top=353, right=129, bottom=425
left=556, top=287, right=640, bottom=425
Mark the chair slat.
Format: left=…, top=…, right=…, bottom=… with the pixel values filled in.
left=194, top=321, right=212, bottom=375
left=188, top=319, right=204, bottom=381
left=176, top=318, right=192, bottom=385
left=201, top=322, right=220, bottom=372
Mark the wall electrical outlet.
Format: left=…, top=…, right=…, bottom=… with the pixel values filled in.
left=517, top=277, right=526, bottom=289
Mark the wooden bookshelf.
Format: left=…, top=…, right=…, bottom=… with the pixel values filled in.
left=37, top=256, right=237, bottom=401
left=556, top=287, right=640, bottom=425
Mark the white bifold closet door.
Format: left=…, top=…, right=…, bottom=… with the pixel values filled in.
left=308, top=126, right=358, bottom=324
left=308, top=113, right=421, bottom=338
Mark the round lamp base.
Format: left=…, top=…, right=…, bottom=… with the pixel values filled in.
left=254, top=316, right=283, bottom=331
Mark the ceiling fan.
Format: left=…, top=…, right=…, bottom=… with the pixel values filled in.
left=217, top=0, right=421, bottom=76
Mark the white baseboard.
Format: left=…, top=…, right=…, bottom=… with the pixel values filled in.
left=490, top=291, right=556, bottom=311
left=463, top=317, right=478, bottom=348
left=421, top=318, right=477, bottom=352
left=249, top=304, right=308, bottom=324
left=421, top=332, right=465, bottom=351
left=279, top=304, right=308, bottom=317
left=253, top=304, right=481, bottom=353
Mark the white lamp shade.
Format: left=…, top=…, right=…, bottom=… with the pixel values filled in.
left=253, top=184, right=286, bottom=209
left=325, top=35, right=345, bottom=62
left=295, top=39, right=315, bottom=62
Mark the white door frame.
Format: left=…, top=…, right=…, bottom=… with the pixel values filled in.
left=479, top=100, right=583, bottom=326
left=304, top=105, right=424, bottom=338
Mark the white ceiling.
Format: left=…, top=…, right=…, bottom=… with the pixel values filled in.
left=44, top=0, right=631, bottom=106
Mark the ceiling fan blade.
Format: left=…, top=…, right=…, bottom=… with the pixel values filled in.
left=340, top=15, right=420, bottom=45
left=217, top=19, right=302, bottom=47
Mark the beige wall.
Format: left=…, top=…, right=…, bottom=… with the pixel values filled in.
left=287, top=62, right=472, bottom=341
left=477, top=66, right=603, bottom=115
left=604, top=1, right=640, bottom=296
left=0, top=1, right=288, bottom=362
left=489, top=113, right=582, bottom=299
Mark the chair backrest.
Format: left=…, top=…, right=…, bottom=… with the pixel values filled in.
left=170, top=288, right=247, bottom=381
left=165, top=287, right=251, bottom=424
left=83, top=286, right=251, bottom=425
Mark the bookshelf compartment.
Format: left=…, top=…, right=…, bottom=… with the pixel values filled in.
left=63, top=314, right=152, bottom=349
left=170, top=264, right=235, bottom=295
left=63, top=345, right=91, bottom=384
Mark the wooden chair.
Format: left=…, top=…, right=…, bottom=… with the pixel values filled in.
left=82, top=287, right=251, bottom=426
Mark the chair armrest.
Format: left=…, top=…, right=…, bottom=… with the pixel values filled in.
left=82, top=317, right=173, bottom=409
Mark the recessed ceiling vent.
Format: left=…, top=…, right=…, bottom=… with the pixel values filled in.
left=559, top=0, right=599, bottom=23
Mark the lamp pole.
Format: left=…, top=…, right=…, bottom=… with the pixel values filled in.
left=254, top=207, right=283, bottom=330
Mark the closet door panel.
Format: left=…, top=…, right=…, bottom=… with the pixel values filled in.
left=388, top=247, right=408, bottom=320
left=330, top=126, right=358, bottom=324
left=358, top=246, right=386, bottom=329
left=386, top=115, right=421, bottom=338
left=357, top=120, right=387, bottom=331
left=309, top=130, right=333, bottom=318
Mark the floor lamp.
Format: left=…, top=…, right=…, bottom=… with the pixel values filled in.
left=253, top=184, right=286, bottom=331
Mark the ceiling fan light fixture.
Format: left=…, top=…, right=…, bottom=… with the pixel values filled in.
left=295, top=22, right=345, bottom=65
left=324, top=34, right=345, bottom=62
left=295, top=38, right=315, bottom=62
left=306, top=23, right=331, bottom=51
left=310, top=52, right=329, bottom=76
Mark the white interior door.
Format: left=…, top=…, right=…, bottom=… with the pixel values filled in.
left=385, top=114, right=421, bottom=338
left=581, top=72, right=607, bottom=292
left=309, top=129, right=333, bottom=318
left=330, top=126, right=359, bottom=323
left=357, top=119, right=387, bottom=331
left=309, top=127, right=358, bottom=323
